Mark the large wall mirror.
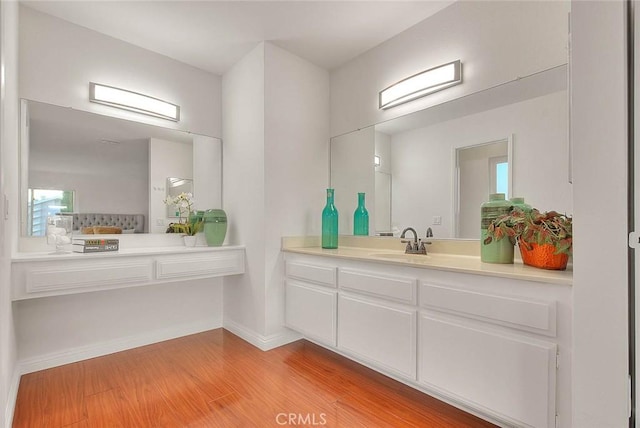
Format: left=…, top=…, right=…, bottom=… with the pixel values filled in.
left=20, top=99, right=222, bottom=236
left=330, top=64, right=572, bottom=240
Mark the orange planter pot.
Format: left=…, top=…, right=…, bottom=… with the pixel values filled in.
left=518, top=242, right=569, bottom=270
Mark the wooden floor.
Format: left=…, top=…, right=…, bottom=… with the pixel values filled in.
left=13, top=329, right=496, bottom=427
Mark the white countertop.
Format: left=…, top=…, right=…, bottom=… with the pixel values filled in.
left=12, top=244, right=245, bottom=263
left=282, top=236, right=572, bottom=286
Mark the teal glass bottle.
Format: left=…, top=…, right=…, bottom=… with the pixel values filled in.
left=353, top=192, right=369, bottom=236
left=322, top=188, right=339, bottom=249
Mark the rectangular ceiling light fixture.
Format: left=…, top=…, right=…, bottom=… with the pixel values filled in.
left=379, top=60, right=462, bottom=110
left=89, top=82, right=180, bottom=122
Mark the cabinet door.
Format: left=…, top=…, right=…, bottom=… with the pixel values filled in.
left=419, top=313, right=556, bottom=428
left=338, top=294, right=416, bottom=380
left=285, top=280, right=337, bottom=346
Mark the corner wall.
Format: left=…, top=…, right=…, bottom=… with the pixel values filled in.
left=222, top=42, right=329, bottom=346
left=570, top=1, right=629, bottom=425
left=263, top=43, right=330, bottom=337
left=0, top=2, right=19, bottom=426
left=221, top=43, right=267, bottom=339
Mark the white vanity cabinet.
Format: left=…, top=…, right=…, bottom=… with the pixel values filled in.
left=337, top=268, right=418, bottom=379
left=419, top=282, right=559, bottom=428
left=284, top=261, right=338, bottom=346
left=283, top=251, right=572, bottom=428
left=12, top=246, right=246, bottom=300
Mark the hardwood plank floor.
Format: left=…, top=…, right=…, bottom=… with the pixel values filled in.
left=12, top=329, right=496, bottom=427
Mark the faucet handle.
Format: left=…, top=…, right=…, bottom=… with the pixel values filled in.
left=418, top=239, right=432, bottom=254
left=401, top=239, right=413, bottom=253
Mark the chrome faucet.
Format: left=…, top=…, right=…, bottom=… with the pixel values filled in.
left=400, top=227, right=418, bottom=242
left=400, top=227, right=430, bottom=255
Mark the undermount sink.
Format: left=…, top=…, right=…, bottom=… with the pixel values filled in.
left=370, top=252, right=431, bottom=263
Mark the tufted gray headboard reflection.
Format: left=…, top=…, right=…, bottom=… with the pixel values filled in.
left=72, top=214, right=145, bottom=233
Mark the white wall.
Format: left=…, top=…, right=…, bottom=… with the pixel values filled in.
left=19, top=6, right=221, bottom=137
left=571, top=1, right=629, bottom=426
left=263, top=42, right=330, bottom=336
left=0, top=2, right=19, bottom=426
left=14, top=280, right=223, bottom=365
left=223, top=42, right=330, bottom=344
left=391, top=90, right=570, bottom=238
left=330, top=0, right=569, bottom=137
left=148, top=138, right=192, bottom=233
left=222, top=43, right=267, bottom=338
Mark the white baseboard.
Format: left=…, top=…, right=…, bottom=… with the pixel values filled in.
left=18, top=319, right=222, bottom=375
left=223, top=319, right=302, bottom=351
left=4, top=368, right=20, bottom=428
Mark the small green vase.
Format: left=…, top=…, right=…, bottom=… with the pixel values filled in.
left=203, top=209, right=227, bottom=246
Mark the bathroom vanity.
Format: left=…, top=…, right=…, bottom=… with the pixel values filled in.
left=282, top=236, right=571, bottom=428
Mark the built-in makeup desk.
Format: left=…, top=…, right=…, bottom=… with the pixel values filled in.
left=12, top=244, right=245, bottom=300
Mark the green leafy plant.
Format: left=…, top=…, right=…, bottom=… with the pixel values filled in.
left=168, top=220, right=203, bottom=236
left=163, top=192, right=204, bottom=235
left=484, top=208, right=572, bottom=256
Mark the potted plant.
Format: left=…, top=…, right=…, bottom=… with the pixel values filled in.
left=170, top=220, right=203, bottom=246
left=484, top=208, right=572, bottom=270
left=163, top=192, right=202, bottom=245
left=163, top=192, right=194, bottom=224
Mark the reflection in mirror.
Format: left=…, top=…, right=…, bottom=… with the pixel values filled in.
left=330, top=65, right=572, bottom=239
left=21, top=99, right=222, bottom=236
left=166, top=177, right=193, bottom=218
left=330, top=127, right=375, bottom=235
left=374, top=171, right=391, bottom=233
left=455, top=138, right=511, bottom=239
left=26, top=188, right=74, bottom=236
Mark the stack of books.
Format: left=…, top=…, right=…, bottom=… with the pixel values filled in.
left=72, top=238, right=119, bottom=253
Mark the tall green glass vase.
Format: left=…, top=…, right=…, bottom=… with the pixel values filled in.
left=480, top=193, right=514, bottom=263
left=322, top=188, right=338, bottom=249
left=353, top=192, right=369, bottom=236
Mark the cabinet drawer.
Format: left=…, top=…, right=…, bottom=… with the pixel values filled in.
left=419, top=313, right=556, bottom=428
left=18, top=258, right=153, bottom=296
left=339, top=268, right=416, bottom=304
left=285, top=280, right=337, bottom=346
left=420, top=282, right=556, bottom=336
left=338, top=294, right=416, bottom=379
left=156, top=250, right=244, bottom=280
left=286, top=261, right=336, bottom=287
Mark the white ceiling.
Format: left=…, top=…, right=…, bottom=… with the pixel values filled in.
left=21, top=1, right=454, bottom=75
